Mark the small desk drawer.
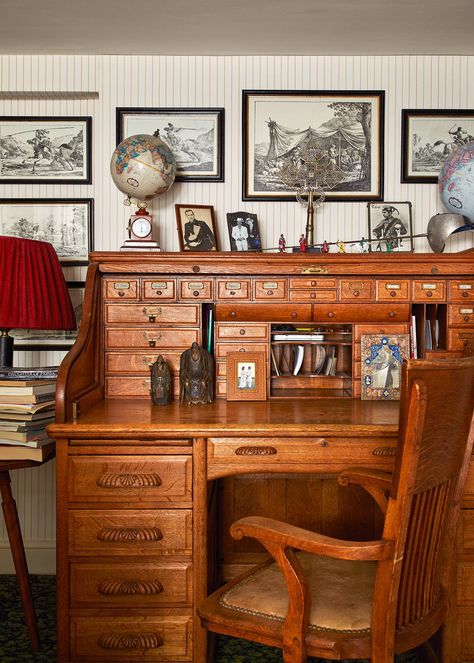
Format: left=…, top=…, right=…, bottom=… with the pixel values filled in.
left=105, top=328, right=199, bottom=349
left=142, top=279, right=176, bottom=300
left=68, top=456, right=192, bottom=502
left=105, top=376, right=179, bottom=398
left=105, top=351, right=181, bottom=374
left=214, top=343, right=268, bottom=359
left=253, top=279, right=288, bottom=300
left=448, top=280, right=474, bottom=302
left=70, top=560, right=192, bottom=607
left=178, top=279, right=213, bottom=300
left=290, top=289, right=337, bottom=302
left=216, top=279, right=251, bottom=300
left=70, top=614, right=193, bottom=661
left=215, top=304, right=312, bottom=322
left=449, top=305, right=474, bottom=326
left=339, top=280, right=374, bottom=301
left=216, top=324, right=268, bottom=341
left=289, top=278, right=337, bottom=289
left=375, top=280, right=410, bottom=301
left=412, top=280, right=446, bottom=301
left=448, top=329, right=474, bottom=354
left=69, top=509, right=192, bottom=555
left=313, top=304, right=410, bottom=323
left=105, top=304, right=200, bottom=325
left=104, top=279, right=139, bottom=300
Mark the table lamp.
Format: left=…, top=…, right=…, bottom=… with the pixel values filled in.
left=0, top=236, right=76, bottom=367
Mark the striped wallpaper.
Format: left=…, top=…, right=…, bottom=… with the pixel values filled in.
left=0, top=54, right=473, bottom=571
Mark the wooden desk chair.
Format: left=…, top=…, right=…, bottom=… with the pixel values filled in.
left=199, top=357, right=474, bottom=663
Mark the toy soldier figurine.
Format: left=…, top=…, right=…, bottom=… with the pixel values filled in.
left=150, top=355, right=171, bottom=405
left=278, top=234, right=286, bottom=252
left=179, top=342, right=214, bottom=405
left=321, top=240, right=329, bottom=253
left=299, top=234, right=307, bottom=252
left=337, top=240, right=346, bottom=253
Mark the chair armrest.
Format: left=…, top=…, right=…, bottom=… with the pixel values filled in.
left=230, top=515, right=394, bottom=562
left=338, top=467, right=393, bottom=514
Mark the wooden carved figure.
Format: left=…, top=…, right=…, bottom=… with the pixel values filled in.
left=150, top=355, right=171, bottom=405
left=179, top=342, right=214, bottom=405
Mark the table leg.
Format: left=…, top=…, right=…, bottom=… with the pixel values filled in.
left=0, top=470, right=40, bottom=652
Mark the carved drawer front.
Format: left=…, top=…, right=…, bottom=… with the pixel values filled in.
left=313, top=304, right=410, bottom=323
left=289, top=278, right=337, bottom=289
left=289, top=289, right=337, bottom=302
left=70, top=614, right=192, bottom=661
left=68, top=456, right=192, bottom=502
left=353, top=323, right=409, bottom=345
left=456, top=608, right=474, bottom=661
left=449, top=305, right=474, bottom=326
left=70, top=560, right=192, bottom=607
left=142, top=279, right=176, bottom=301
left=375, top=280, right=410, bottom=301
left=106, top=328, right=199, bottom=349
left=215, top=303, right=312, bottom=322
left=216, top=323, right=268, bottom=341
left=448, top=329, right=474, bottom=355
left=104, top=279, right=139, bottom=300
left=178, top=278, right=213, bottom=300
left=253, top=278, right=288, bottom=300
left=105, top=376, right=179, bottom=398
left=214, top=342, right=268, bottom=359
left=105, top=304, right=200, bottom=325
left=339, top=279, right=374, bottom=301
left=412, top=280, right=446, bottom=301
left=448, top=280, right=474, bottom=302
left=216, top=279, right=251, bottom=300
left=69, top=509, right=192, bottom=556
left=106, top=351, right=181, bottom=375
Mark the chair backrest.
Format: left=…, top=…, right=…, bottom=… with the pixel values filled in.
left=376, top=357, right=474, bottom=643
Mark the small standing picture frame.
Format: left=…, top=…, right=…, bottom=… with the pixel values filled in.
left=226, top=351, right=267, bottom=401
left=226, top=212, right=262, bottom=252
left=361, top=334, right=410, bottom=400
left=367, top=201, right=414, bottom=252
left=175, top=204, right=218, bottom=251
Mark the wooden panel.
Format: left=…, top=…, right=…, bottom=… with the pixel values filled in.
left=448, top=305, right=474, bottom=327
left=458, top=560, right=474, bottom=604
left=215, top=324, right=268, bottom=341
left=353, top=323, right=409, bottom=344
left=105, top=351, right=181, bottom=374
left=448, top=280, right=474, bottom=302
left=104, top=279, right=139, bottom=300
left=375, top=280, right=410, bottom=301
left=70, top=614, right=193, bottom=661
left=289, top=289, right=337, bottom=302
left=215, top=303, right=312, bottom=322
left=69, top=509, right=192, bottom=555
left=313, top=304, right=410, bottom=323
left=105, top=376, right=180, bottom=398
left=289, top=278, right=337, bottom=289
left=105, top=328, right=199, bottom=349
left=105, top=304, right=200, bottom=325
left=70, top=560, right=192, bottom=607
left=448, top=329, right=474, bottom=353
left=460, top=511, right=474, bottom=553
left=142, top=279, right=176, bottom=300
left=457, top=608, right=474, bottom=661
left=216, top=279, right=251, bottom=300
left=68, top=456, right=192, bottom=502
left=412, top=280, right=446, bottom=301
left=214, top=342, right=268, bottom=359
left=339, top=279, right=374, bottom=301
left=178, top=279, right=213, bottom=300
left=253, top=278, right=288, bottom=300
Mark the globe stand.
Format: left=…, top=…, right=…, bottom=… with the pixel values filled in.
left=120, top=205, right=161, bottom=252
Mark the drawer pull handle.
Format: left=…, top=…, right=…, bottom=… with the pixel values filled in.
left=98, top=579, right=164, bottom=595
left=301, top=266, right=329, bottom=274
left=96, top=472, right=162, bottom=488
left=97, top=526, right=163, bottom=543
left=229, top=311, right=237, bottom=318
left=426, top=291, right=433, bottom=298
left=328, top=312, right=335, bottom=318
left=390, top=291, right=397, bottom=298
left=142, top=306, right=162, bottom=322
left=353, top=290, right=360, bottom=297
left=463, top=292, right=469, bottom=298
left=291, top=311, right=297, bottom=318
left=372, top=447, right=397, bottom=456
left=389, top=311, right=396, bottom=318
left=239, top=329, right=246, bottom=335
left=235, top=446, right=277, bottom=456
left=465, top=316, right=471, bottom=323
left=118, top=291, right=125, bottom=297
left=98, top=633, right=163, bottom=650
left=144, top=332, right=162, bottom=347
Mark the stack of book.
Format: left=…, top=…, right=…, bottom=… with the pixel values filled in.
left=0, top=367, right=57, bottom=461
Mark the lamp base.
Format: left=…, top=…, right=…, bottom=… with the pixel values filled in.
left=0, top=331, right=14, bottom=368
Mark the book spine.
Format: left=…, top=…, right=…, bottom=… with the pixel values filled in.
left=0, top=370, right=58, bottom=379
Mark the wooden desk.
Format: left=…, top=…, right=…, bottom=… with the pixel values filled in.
left=0, top=443, right=55, bottom=653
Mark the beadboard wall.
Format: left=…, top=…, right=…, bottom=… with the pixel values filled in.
left=0, top=54, right=473, bottom=573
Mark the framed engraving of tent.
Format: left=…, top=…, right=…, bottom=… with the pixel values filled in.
left=242, top=90, right=384, bottom=202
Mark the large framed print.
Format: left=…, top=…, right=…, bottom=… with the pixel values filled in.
left=401, top=109, right=474, bottom=183
left=0, top=116, right=92, bottom=184
left=116, top=107, right=225, bottom=182
left=11, top=282, right=85, bottom=350
left=242, top=90, right=384, bottom=202
left=0, top=199, right=93, bottom=265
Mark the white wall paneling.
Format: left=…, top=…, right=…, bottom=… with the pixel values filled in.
left=0, top=54, right=473, bottom=571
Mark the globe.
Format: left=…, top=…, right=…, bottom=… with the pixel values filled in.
left=110, top=132, right=176, bottom=201
left=439, top=140, right=474, bottom=222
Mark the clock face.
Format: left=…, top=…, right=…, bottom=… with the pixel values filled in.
left=131, top=216, right=152, bottom=239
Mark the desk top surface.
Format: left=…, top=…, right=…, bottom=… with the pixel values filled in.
left=48, top=398, right=400, bottom=439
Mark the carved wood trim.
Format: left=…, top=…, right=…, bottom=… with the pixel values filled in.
left=235, top=446, right=277, bottom=456
left=98, top=633, right=163, bottom=650
left=97, top=579, right=164, bottom=595
left=96, top=526, right=163, bottom=543
left=96, top=472, right=162, bottom=488
left=372, top=447, right=397, bottom=456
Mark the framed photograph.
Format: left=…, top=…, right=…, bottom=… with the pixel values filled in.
left=12, top=281, right=85, bottom=350
left=367, top=201, right=414, bottom=252
left=226, top=211, right=262, bottom=252
left=175, top=204, right=218, bottom=251
left=0, top=198, right=93, bottom=265
left=116, top=107, right=224, bottom=182
left=242, top=90, right=384, bottom=202
left=226, top=351, right=267, bottom=401
left=361, top=334, right=410, bottom=401
left=401, top=109, right=474, bottom=183
left=0, top=116, right=92, bottom=184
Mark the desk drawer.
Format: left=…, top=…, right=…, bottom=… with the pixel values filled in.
left=449, top=280, right=474, bottom=302
left=68, top=456, right=192, bottom=502
left=216, top=324, right=268, bottom=341
left=412, top=280, right=446, bottom=301
left=289, top=278, right=337, bottom=289
left=375, top=280, right=410, bottom=301
left=216, top=279, right=251, bottom=300
left=339, top=279, right=374, bottom=301
left=142, top=279, right=176, bottom=300
left=70, top=614, right=193, bottom=661
left=105, top=376, right=179, bottom=398
left=105, top=328, right=199, bottom=349
left=105, top=351, right=181, bottom=374
left=253, top=278, right=288, bottom=300
left=313, top=304, right=410, bottom=323
left=104, top=279, right=139, bottom=300
left=70, top=560, right=192, bottom=607
left=215, top=304, right=312, bottom=322
left=105, top=304, right=199, bottom=325
left=290, top=289, right=337, bottom=302
left=214, top=342, right=268, bottom=359
left=69, top=509, right=192, bottom=555
left=448, top=305, right=474, bottom=326
left=178, top=278, right=213, bottom=300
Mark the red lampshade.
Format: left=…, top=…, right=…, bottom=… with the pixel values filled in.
left=0, top=236, right=76, bottom=366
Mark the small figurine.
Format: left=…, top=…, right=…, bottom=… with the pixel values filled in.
left=359, top=237, right=369, bottom=253
left=299, top=234, right=307, bottom=252
left=321, top=240, right=330, bottom=253
left=150, top=355, right=171, bottom=405
left=278, top=234, right=286, bottom=252
left=179, top=342, right=214, bottom=405
left=337, top=240, right=346, bottom=253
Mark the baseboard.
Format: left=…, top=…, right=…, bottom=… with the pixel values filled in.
left=0, top=544, right=56, bottom=575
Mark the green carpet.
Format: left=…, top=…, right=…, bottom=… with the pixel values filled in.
left=0, top=575, right=422, bottom=662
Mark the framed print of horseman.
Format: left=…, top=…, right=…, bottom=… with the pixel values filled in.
left=0, top=117, right=91, bottom=184
left=401, top=109, right=474, bottom=183
left=242, top=90, right=384, bottom=202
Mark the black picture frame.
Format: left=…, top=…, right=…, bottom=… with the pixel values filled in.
left=242, top=89, right=384, bottom=202
left=0, top=198, right=94, bottom=265
left=175, top=204, right=219, bottom=251
left=0, top=116, right=92, bottom=184
left=116, top=107, right=225, bottom=182
left=367, top=201, right=414, bottom=253
left=226, top=211, right=262, bottom=252
left=401, top=109, right=474, bottom=183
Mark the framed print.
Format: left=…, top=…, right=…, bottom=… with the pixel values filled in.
left=116, top=107, right=224, bottom=182
left=361, top=334, right=410, bottom=401
left=12, top=281, right=84, bottom=350
left=367, top=201, right=414, bottom=252
left=0, top=116, right=92, bottom=184
left=0, top=198, right=93, bottom=265
left=175, top=204, right=218, bottom=251
left=401, top=109, right=474, bottom=183
left=226, top=211, right=262, bottom=252
left=242, top=90, right=384, bottom=202
left=226, top=351, right=267, bottom=401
